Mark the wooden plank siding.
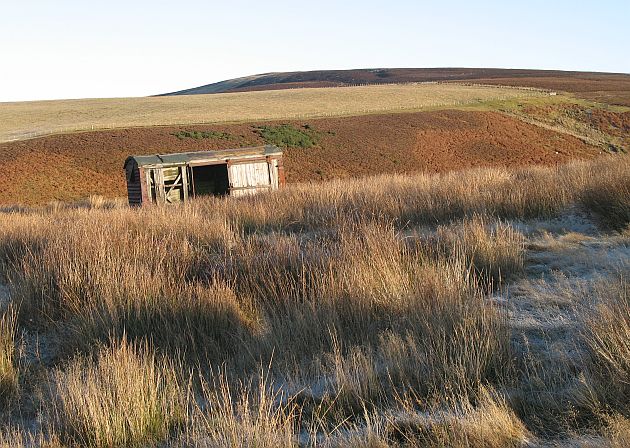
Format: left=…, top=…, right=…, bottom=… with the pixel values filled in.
left=229, top=161, right=271, bottom=189
left=124, top=146, right=284, bottom=206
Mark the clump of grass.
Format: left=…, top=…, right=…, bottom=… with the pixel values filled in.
left=171, top=130, right=232, bottom=140
left=581, top=275, right=630, bottom=414
left=75, top=281, right=259, bottom=365
left=182, top=372, right=297, bottom=448
left=0, top=429, right=62, bottom=448
left=254, top=124, right=320, bottom=148
left=325, top=388, right=529, bottom=448
left=432, top=215, right=525, bottom=285
left=600, top=414, right=630, bottom=448
left=580, top=167, right=630, bottom=230
left=509, top=273, right=630, bottom=437
left=0, top=306, right=18, bottom=402
left=385, top=388, right=529, bottom=447
left=46, top=338, right=188, bottom=448
left=221, top=155, right=630, bottom=231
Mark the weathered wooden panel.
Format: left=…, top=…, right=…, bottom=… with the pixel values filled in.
left=268, top=158, right=279, bottom=189
left=161, top=166, right=186, bottom=204
left=154, top=169, right=165, bottom=203
left=162, top=166, right=181, bottom=181
left=139, top=167, right=150, bottom=205
left=165, top=187, right=182, bottom=203
left=229, top=162, right=271, bottom=190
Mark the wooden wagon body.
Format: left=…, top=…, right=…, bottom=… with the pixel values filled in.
left=124, top=145, right=284, bottom=206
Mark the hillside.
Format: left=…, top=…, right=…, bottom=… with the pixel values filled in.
left=0, top=84, right=541, bottom=143
left=0, top=73, right=628, bottom=206
left=161, top=67, right=630, bottom=106
left=0, top=110, right=602, bottom=205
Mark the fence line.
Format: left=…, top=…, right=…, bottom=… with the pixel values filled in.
left=2, top=85, right=552, bottom=143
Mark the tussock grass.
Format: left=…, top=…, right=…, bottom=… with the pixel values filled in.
left=0, top=429, right=61, bottom=448
left=46, top=338, right=188, bottom=448
left=0, top=155, right=628, bottom=444
left=324, top=388, right=529, bottom=447
left=181, top=372, right=297, bottom=448
left=0, top=306, right=18, bottom=402
left=385, top=388, right=530, bottom=447
left=581, top=275, right=630, bottom=414
left=216, top=155, right=630, bottom=231
left=431, top=215, right=525, bottom=285
left=316, top=255, right=508, bottom=412
left=580, top=169, right=630, bottom=230
left=509, top=271, right=630, bottom=437
left=601, top=415, right=630, bottom=448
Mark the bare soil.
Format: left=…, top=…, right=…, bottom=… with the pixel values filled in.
left=0, top=110, right=600, bottom=205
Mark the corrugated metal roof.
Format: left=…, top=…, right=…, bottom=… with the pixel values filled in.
left=124, top=145, right=282, bottom=169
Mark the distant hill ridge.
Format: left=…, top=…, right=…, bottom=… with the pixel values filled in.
left=159, top=67, right=630, bottom=101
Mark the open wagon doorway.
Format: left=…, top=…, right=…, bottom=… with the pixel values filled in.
left=124, top=146, right=284, bottom=206
left=190, top=163, right=229, bottom=196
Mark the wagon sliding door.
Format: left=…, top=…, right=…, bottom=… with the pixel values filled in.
left=228, top=160, right=272, bottom=197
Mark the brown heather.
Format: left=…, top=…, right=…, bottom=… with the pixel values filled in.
left=0, top=155, right=627, bottom=446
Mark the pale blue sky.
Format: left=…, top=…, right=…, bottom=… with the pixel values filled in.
left=1, top=0, right=628, bottom=101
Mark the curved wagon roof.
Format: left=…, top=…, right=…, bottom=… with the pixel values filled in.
left=124, top=145, right=282, bottom=169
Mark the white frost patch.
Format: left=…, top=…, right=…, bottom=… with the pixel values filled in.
left=499, top=212, right=628, bottom=363
left=512, top=205, right=599, bottom=237
left=526, top=233, right=629, bottom=279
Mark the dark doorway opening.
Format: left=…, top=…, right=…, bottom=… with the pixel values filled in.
left=191, top=164, right=229, bottom=196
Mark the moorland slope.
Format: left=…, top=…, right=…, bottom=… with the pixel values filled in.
left=0, top=110, right=601, bottom=205
left=162, top=67, right=630, bottom=106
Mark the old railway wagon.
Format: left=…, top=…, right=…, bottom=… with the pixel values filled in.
left=124, top=145, right=284, bottom=206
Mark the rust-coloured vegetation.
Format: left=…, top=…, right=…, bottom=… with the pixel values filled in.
left=0, top=110, right=602, bottom=206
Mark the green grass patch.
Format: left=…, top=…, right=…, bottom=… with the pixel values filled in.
left=460, top=93, right=630, bottom=115
left=171, top=130, right=232, bottom=140
left=254, top=124, right=322, bottom=148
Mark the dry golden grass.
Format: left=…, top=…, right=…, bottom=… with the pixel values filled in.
left=580, top=168, right=630, bottom=230
left=0, top=430, right=62, bottom=448
left=319, top=388, right=529, bottom=447
left=581, top=275, right=630, bottom=414
left=0, top=306, right=18, bottom=403
left=0, top=155, right=628, bottom=446
left=385, top=388, right=530, bottom=447
left=180, top=372, right=297, bottom=448
left=46, top=338, right=188, bottom=448
left=508, top=268, right=630, bottom=438
left=432, top=215, right=525, bottom=285
left=602, top=415, right=630, bottom=448
left=0, top=83, right=545, bottom=142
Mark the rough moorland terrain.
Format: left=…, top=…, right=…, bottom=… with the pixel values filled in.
left=0, top=109, right=605, bottom=205
left=0, top=83, right=539, bottom=143
left=0, top=155, right=628, bottom=447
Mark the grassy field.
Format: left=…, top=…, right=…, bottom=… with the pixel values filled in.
left=0, top=155, right=628, bottom=446
left=0, top=83, right=547, bottom=143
